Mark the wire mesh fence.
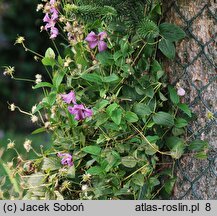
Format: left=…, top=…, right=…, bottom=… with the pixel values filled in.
left=163, top=0, right=217, bottom=199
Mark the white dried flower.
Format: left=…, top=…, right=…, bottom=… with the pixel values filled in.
left=82, top=184, right=88, bottom=191
left=31, top=105, right=37, bottom=114
left=35, top=74, right=42, bottom=84
left=7, top=139, right=15, bottom=149
left=9, top=103, right=16, bottom=111
left=126, top=58, right=132, bottom=64
left=44, top=121, right=51, bottom=129
left=82, top=173, right=91, bottom=182
left=23, top=139, right=32, bottom=152
left=3, top=66, right=15, bottom=77
left=64, top=57, right=73, bottom=67
left=15, top=36, right=25, bottom=45
left=36, top=4, right=44, bottom=12
left=31, top=115, right=38, bottom=123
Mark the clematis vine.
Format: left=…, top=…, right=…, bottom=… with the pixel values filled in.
left=61, top=90, right=93, bottom=121
left=61, top=91, right=76, bottom=104
left=57, top=153, right=73, bottom=167
left=43, top=0, right=59, bottom=39
left=85, top=31, right=107, bottom=52
left=68, top=104, right=93, bottom=121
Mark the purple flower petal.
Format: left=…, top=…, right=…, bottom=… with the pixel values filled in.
left=88, top=40, right=99, bottom=49
left=98, top=31, right=107, bottom=40
left=50, top=0, right=56, bottom=5
left=50, top=26, right=59, bottom=38
left=68, top=104, right=93, bottom=121
left=177, top=87, right=185, bottom=96
left=61, top=91, right=76, bottom=104
left=85, top=31, right=97, bottom=42
left=57, top=153, right=73, bottom=167
left=68, top=104, right=85, bottom=120
left=50, top=8, right=59, bottom=20
left=83, top=108, right=93, bottom=118
left=43, top=13, right=51, bottom=23
left=98, top=41, right=107, bottom=52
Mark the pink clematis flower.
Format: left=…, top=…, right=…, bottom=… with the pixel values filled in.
left=43, top=2, right=59, bottom=39
left=57, top=153, right=73, bottom=167
left=85, top=31, right=107, bottom=52
left=177, top=87, right=186, bottom=96
left=68, top=104, right=93, bottom=121
left=61, top=91, right=76, bottom=104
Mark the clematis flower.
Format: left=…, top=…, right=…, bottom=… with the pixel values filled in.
left=68, top=104, right=93, bottom=121
left=61, top=91, right=76, bottom=104
left=43, top=2, right=59, bottom=39
left=57, top=153, right=73, bottom=167
left=85, top=31, right=107, bottom=52
left=177, top=87, right=186, bottom=96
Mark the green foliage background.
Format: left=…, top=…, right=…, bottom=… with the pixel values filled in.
left=0, top=0, right=49, bottom=131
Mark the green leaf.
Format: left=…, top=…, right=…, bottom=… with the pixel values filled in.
left=163, top=177, right=177, bottom=195
left=145, top=142, right=159, bottom=155
left=42, top=158, right=61, bottom=172
left=67, top=166, right=75, bottom=178
left=177, top=103, right=192, bottom=117
left=81, top=73, right=102, bottom=84
left=41, top=57, right=56, bottom=67
left=105, top=151, right=121, bottom=172
left=33, top=82, right=53, bottom=89
left=166, top=136, right=185, bottom=159
left=138, top=19, right=159, bottom=39
left=121, top=156, right=137, bottom=168
left=96, top=99, right=109, bottom=110
left=125, top=111, right=139, bottom=123
left=53, top=70, right=65, bottom=89
left=134, top=103, right=152, bottom=116
left=45, top=47, right=55, bottom=59
left=159, top=38, right=175, bottom=59
left=96, top=113, right=109, bottom=126
left=159, top=91, right=168, bottom=101
left=151, top=60, right=162, bottom=73
left=175, top=118, right=188, bottom=128
left=159, top=23, right=186, bottom=42
left=132, top=173, right=144, bottom=186
left=151, top=60, right=164, bottom=80
left=103, top=73, right=120, bottom=83
left=152, top=111, right=174, bottom=127
left=47, top=92, right=56, bottom=105
left=119, top=36, right=130, bottom=53
left=106, top=103, right=118, bottom=116
left=96, top=51, right=113, bottom=65
left=146, top=135, right=160, bottom=143
left=172, top=127, right=185, bottom=136
left=113, top=51, right=123, bottom=62
left=195, top=151, right=208, bottom=159
left=188, top=140, right=208, bottom=152
left=82, top=145, right=101, bottom=156
left=87, top=166, right=104, bottom=175
left=111, top=108, right=122, bottom=125
left=149, top=177, right=160, bottom=188
left=144, top=86, right=154, bottom=98
left=31, top=127, right=46, bottom=135
left=168, top=85, right=180, bottom=104
left=27, top=172, right=45, bottom=187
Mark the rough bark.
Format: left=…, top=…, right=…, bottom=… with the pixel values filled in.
left=162, top=0, right=217, bottom=199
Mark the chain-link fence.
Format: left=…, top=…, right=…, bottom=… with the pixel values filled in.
left=163, top=0, right=217, bottom=199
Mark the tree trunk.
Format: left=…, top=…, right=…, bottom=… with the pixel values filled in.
left=162, top=0, right=217, bottom=199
